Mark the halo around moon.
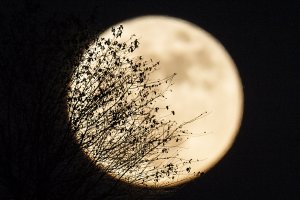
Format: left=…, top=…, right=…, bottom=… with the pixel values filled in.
left=71, top=15, right=243, bottom=187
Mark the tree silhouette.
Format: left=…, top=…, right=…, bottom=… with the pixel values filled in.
left=67, top=25, right=204, bottom=188
left=0, top=3, right=204, bottom=199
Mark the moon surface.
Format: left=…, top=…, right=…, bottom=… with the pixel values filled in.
left=72, top=15, right=243, bottom=187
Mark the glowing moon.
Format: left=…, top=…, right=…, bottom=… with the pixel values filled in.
left=100, top=15, right=243, bottom=185
left=70, top=15, right=243, bottom=187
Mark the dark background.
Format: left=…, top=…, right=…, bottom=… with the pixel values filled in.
left=1, top=0, right=299, bottom=199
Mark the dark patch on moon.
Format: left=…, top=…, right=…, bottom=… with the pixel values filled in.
left=175, top=30, right=192, bottom=43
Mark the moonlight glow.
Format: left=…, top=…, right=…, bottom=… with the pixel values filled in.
left=68, top=15, right=243, bottom=187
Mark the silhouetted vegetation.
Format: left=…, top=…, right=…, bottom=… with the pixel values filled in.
left=67, top=25, right=205, bottom=187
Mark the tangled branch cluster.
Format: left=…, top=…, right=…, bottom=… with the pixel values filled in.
left=67, top=26, right=200, bottom=186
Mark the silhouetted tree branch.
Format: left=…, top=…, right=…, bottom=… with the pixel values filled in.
left=67, top=25, right=203, bottom=189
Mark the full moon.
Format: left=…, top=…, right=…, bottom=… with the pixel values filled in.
left=70, top=15, right=243, bottom=187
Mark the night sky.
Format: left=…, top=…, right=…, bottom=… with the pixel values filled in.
left=1, top=1, right=299, bottom=199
